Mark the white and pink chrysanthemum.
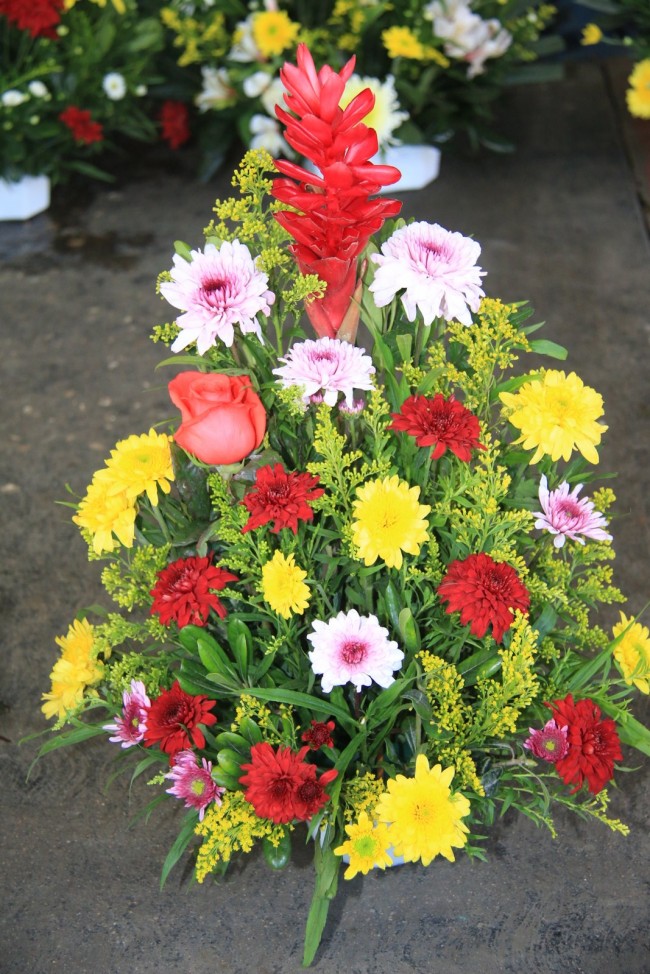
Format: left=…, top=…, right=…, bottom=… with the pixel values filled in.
left=534, top=475, right=612, bottom=548
left=165, top=749, right=225, bottom=820
left=160, top=239, right=275, bottom=354
left=369, top=221, right=485, bottom=326
left=273, top=337, right=375, bottom=407
left=103, top=679, right=151, bottom=748
left=307, top=610, right=404, bottom=693
left=523, top=718, right=569, bottom=763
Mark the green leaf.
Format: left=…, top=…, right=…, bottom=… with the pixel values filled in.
left=174, top=240, right=193, bottom=262
left=244, top=687, right=356, bottom=734
left=599, top=705, right=650, bottom=757
left=528, top=339, right=568, bottom=361
left=263, top=831, right=292, bottom=870
left=160, top=813, right=198, bottom=889
left=35, top=721, right=106, bottom=758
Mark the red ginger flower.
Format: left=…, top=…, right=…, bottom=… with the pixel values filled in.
left=144, top=681, right=217, bottom=759
left=160, top=100, right=190, bottom=149
left=241, top=463, right=324, bottom=534
left=547, top=694, right=622, bottom=795
left=437, top=552, right=530, bottom=643
left=272, top=44, right=402, bottom=341
left=150, top=555, right=237, bottom=628
left=389, top=394, right=484, bottom=461
left=59, top=106, right=103, bottom=145
left=0, top=0, right=63, bottom=38
left=239, top=742, right=337, bottom=824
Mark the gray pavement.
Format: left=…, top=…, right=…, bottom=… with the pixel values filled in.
left=1, top=59, right=649, bottom=974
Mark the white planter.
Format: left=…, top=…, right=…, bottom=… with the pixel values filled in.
left=375, top=144, right=441, bottom=194
left=0, top=174, right=51, bottom=220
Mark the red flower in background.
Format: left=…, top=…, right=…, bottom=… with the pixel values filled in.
left=437, top=552, right=530, bottom=643
left=547, top=694, right=622, bottom=795
left=144, top=681, right=217, bottom=758
left=272, top=43, right=402, bottom=341
left=301, top=720, right=335, bottom=750
left=389, top=394, right=484, bottom=461
left=0, top=0, right=63, bottom=38
left=241, top=464, right=324, bottom=534
left=160, top=100, right=190, bottom=149
left=59, top=106, right=103, bottom=145
left=150, top=555, right=238, bottom=628
left=239, top=742, right=337, bottom=823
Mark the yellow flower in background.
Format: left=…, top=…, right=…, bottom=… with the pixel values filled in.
left=261, top=551, right=310, bottom=619
left=339, top=75, right=409, bottom=148
left=382, top=26, right=449, bottom=67
left=499, top=370, right=607, bottom=464
left=104, top=429, right=174, bottom=505
left=252, top=11, right=300, bottom=58
left=626, top=60, right=650, bottom=120
left=73, top=474, right=136, bottom=553
left=580, top=23, right=603, bottom=46
left=612, top=612, right=650, bottom=693
left=64, top=0, right=126, bottom=12
left=334, top=812, right=394, bottom=879
left=375, top=755, right=471, bottom=865
left=352, top=475, right=430, bottom=569
left=41, top=619, right=104, bottom=720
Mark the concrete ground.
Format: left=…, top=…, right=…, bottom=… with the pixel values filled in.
left=1, top=59, right=648, bottom=974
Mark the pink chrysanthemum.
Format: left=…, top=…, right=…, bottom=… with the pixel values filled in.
left=273, top=337, right=375, bottom=407
left=369, top=221, right=485, bottom=326
left=307, top=610, right=404, bottom=693
left=524, top=718, right=569, bottom=763
left=165, top=749, right=224, bottom=820
left=103, top=679, right=151, bottom=748
left=160, top=239, right=275, bottom=354
left=534, top=475, right=612, bottom=548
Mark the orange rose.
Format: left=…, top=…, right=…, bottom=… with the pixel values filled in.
left=168, top=372, right=266, bottom=465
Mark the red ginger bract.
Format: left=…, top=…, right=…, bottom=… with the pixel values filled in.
left=272, top=43, right=402, bottom=341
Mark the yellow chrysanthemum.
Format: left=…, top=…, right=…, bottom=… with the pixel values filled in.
left=261, top=551, right=310, bottom=619
left=383, top=25, right=424, bottom=59
left=612, top=612, right=650, bottom=694
left=499, top=370, right=607, bottom=464
left=626, top=59, right=650, bottom=120
left=41, top=619, right=104, bottom=720
left=252, top=11, right=299, bottom=58
left=334, top=811, right=394, bottom=879
left=580, top=23, right=603, bottom=46
left=351, top=475, right=430, bottom=569
left=104, top=429, right=174, bottom=505
left=73, top=475, right=136, bottom=554
left=374, top=754, right=471, bottom=866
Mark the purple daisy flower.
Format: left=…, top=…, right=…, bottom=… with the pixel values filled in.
left=524, top=719, right=569, bottom=762
left=534, top=475, right=612, bottom=548
left=160, top=239, right=275, bottom=354
left=273, top=337, right=375, bottom=408
left=165, top=749, right=224, bottom=820
left=103, top=679, right=151, bottom=748
left=307, top=609, right=404, bottom=693
left=369, top=221, right=485, bottom=326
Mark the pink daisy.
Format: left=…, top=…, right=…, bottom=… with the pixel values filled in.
left=103, top=679, right=151, bottom=748
left=369, top=221, right=485, bottom=326
left=165, top=749, right=225, bottom=820
left=273, top=337, right=375, bottom=407
left=534, top=475, right=612, bottom=548
left=307, top=610, right=404, bottom=693
left=160, top=239, right=275, bottom=354
left=524, top=718, right=569, bottom=763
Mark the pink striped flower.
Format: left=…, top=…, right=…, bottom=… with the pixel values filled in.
left=165, top=749, right=224, bottom=820
left=534, top=475, right=612, bottom=548
left=104, top=679, right=151, bottom=748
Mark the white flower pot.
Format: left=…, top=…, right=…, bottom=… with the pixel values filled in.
left=0, top=174, right=51, bottom=220
left=375, top=144, right=441, bottom=194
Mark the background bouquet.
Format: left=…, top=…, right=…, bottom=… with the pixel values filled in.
left=39, top=43, right=649, bottom=967
left=0, top=0, right=163, bottom=184
left=152, top=0, right=559, bottom=178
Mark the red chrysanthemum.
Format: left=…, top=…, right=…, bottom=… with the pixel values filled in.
left=437, top=552, right=530, bottom=643
left=272, top=43, right=402, bottom=340
left=389, top=394, right=484, bottom=461
left=160, top=100, right=190, bottom=149
left=546, top=694, right=622, bottom=795
left=241, top=463, right=324, bottom=534
left=239, top=742, right=337, bottom=824
left=150, top=555, right=237, bottom=628
left=59, top=106, right=103, bottom=145
left=143, top=681, right=217, bottom=758
left=0, top=0, right=63, bottom=38
left=301, top=719, right=335, bottom=750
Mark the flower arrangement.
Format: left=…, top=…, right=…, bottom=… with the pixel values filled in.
left=38, top=44, right=649, bottom=967
left=152, top=0, right=558, bottom=177
left=0, top=0, right=164, bottom=184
